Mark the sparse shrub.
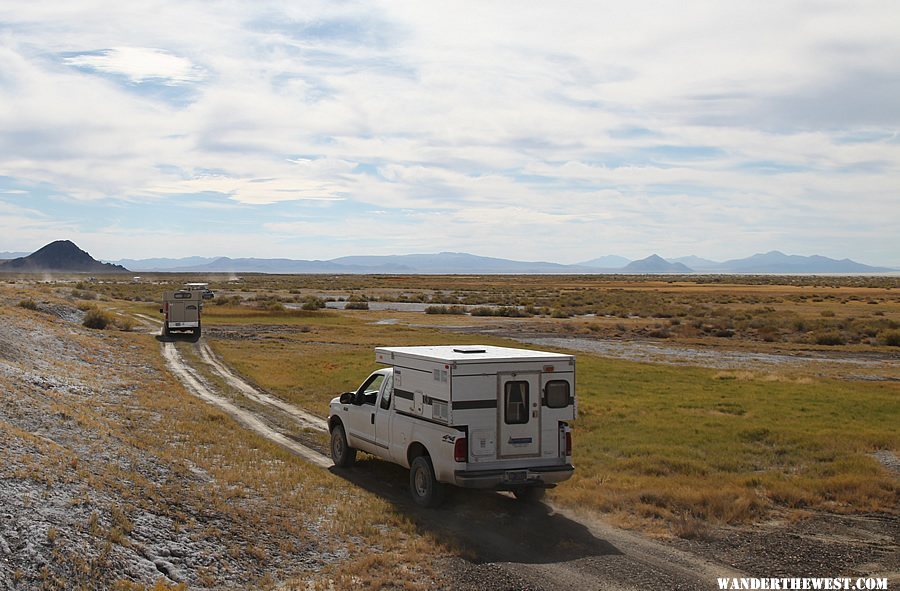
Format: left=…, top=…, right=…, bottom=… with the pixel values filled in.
left=87, top=511, right=101, bottom=536
left=820, top=310, right=835, bottom=317
left=713, top=329, right=735, bottom=338
left=344, top=301, right=369, bottom=310
left=300, top=297, right=325, bottom=311
left=115, top=317, right=136, bottom=332
left=815, top=331, right=846, bottom=346
left=673, top=513, right=707, bottom=540
left=215, top=295, right=243, bottom=306
left=18, top=299, right=38, bottom=310
left=425, top=305, right=467, bottom=315
left=256, top=300, right=285, bottom=312
left=881, top=331, right=900, bottom=347
left=497, top=306, right=529, bottom=317
left=82, top=308, right=112, bottom=329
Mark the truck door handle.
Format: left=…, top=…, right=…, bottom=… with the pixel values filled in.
left=371, top=413, right=375, bottom=425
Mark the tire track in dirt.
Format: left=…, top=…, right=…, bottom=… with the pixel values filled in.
left=133, top=313, right=162, bottom=328
left=161, top=341, right=332, bottom=469
left=194, top=341, right=327, bottom=433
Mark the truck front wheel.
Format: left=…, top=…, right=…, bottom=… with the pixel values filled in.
left=409, top=455, right=444, bottom=508
left=330, top=424, right=356, bottom=467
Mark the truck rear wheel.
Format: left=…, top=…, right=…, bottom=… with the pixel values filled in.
left=409, top=455, right=444, bottom=508
left=330, top=424, right=356, bottom=467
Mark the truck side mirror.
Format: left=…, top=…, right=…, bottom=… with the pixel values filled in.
left=339, top=392, right=354, bottom=405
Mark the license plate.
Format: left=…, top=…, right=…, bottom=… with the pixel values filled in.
left=506, top=470, right=527, bottom=482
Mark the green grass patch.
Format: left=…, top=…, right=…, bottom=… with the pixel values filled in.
left=208, top=311, right=899, bottom=529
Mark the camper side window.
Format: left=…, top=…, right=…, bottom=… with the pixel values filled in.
left=504, top=381, right=529, bottom=425
left=545, top=380, right=570, bottom=408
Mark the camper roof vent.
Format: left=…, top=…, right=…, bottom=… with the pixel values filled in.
left=453, top=347, right=486, bottom=354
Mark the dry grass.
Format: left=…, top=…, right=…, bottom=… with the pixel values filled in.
left=0, top=284, right=456, bottom=589
left=12, top=275, right=898, bottom=540
left=42, top=272, right=900, bottom=351
left=202, top=291, right=898, bottom=533
left=564, top=353, right=898, bottom=528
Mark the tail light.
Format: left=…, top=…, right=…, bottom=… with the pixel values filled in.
left=454, top=437, right=467, bottom=462
left=565, top=429, right=572, bottom=457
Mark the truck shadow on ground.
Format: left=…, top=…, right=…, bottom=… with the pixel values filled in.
left=154, top=333, right=201, bottom=343
left=329, top=458, right=621, bottom=564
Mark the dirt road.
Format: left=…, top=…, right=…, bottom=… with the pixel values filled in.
left=161, top=342, right=331, bottom=469
left=158, top=330, right=749, bottom=590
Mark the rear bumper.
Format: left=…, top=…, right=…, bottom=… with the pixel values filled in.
left=453, top=463, right=574, bottom=490
left=168, top=322, right=199, bottom=328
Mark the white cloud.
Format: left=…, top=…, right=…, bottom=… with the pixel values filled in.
left=0, top=1, right=897, bottom=263
left=63, top=47, right=205, bottom=85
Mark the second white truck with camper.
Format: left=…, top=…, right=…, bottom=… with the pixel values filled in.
left=159, top=283, right=214, bottom=339
left=328, top=345, right=576, bottom=507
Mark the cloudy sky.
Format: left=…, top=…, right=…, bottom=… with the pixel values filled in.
left=1, top=1, right=898, bottom=265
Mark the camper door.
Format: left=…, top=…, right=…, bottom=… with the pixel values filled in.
left=498, top=373, right=540, bottom=458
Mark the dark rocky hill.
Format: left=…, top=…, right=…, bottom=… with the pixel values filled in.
left=0, top=240, right=128, bottom=273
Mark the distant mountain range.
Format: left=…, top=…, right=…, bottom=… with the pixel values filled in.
left=0, top=251, right=30, bottom=260
left=1, top=241, right=896, bottom=274
left=110, top=249, right=896, bottom=274
left=0, top=240, right=127, bottom=273
left=579, top=255, right=631, bottom=268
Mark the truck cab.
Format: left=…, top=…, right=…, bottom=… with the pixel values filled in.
left=337, top=368, right=395, bottom=455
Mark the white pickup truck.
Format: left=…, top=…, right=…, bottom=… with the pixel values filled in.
left=328, top=345, right=575, bottom=507
left=160, top=283, right=214, bottom=339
